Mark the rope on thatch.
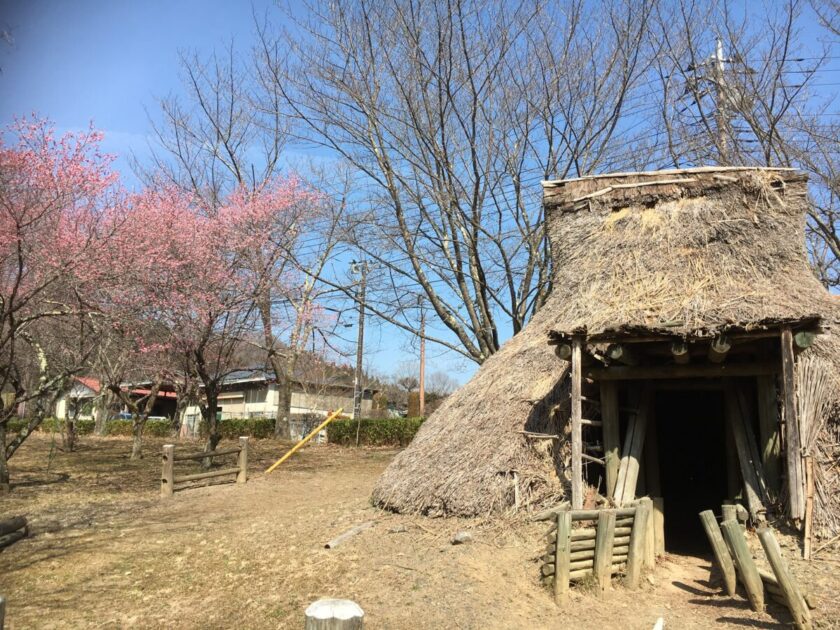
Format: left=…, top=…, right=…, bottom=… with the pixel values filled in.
left=796, top=354, right=840, bottom=538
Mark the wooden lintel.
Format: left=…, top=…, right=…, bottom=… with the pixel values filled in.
left=585, top=362, right=777, bottom=381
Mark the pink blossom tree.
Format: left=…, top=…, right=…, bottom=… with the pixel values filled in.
left=0, top=118, right=121, bottom=490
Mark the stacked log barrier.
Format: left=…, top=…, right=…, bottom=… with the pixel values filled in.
left=538, top=505, right=645, bottom=604
left=161, top=436, right=249, bottom=497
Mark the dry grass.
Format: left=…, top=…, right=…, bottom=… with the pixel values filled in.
left=3, top=433, right=839, bottom=629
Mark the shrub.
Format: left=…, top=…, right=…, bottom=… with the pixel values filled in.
left=213, top=417, right=275, bottom=439
left=327, top=416, right=425, bottom=446
left=103, top=418, right=173, bottom=437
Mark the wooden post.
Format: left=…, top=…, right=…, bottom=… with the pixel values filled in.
left=756, top=375, right=781, bottom=498
left=161, top=444, right=175, bottom=498
left=721, top=504, right=737, bottom=525
left=571, top=337, right=584, bottom=510
left=237, top=436, right=249, bottom=484
left=757, top=529, right=812, bottom=630
left=699, top=510, right=737, bottom=596
left=725, top=386, right=766, bottom=521
left=0, top=594, right=5, bottom=630
left=640, top=497, right=655, bottom=568
left=781, top=327, right=804, bottom=521
left=614, top=389, right=650, bottom=506
left=626, top=503, right=648, bottom=589
left=803, top=456, right=814, bottom=560
left=600, top=381, right=621, bottom=500
left=652, top=497, right=665, bottom=556
left=304, top=599, right=364, bottom=629
left=594, top=510, right=616, bottom=596
left=720, top=520, right=764, bottom=612
left=554, top=510, right=572, bottom=605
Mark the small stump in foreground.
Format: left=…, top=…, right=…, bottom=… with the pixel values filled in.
left=304, top=599, right=364, bottom=629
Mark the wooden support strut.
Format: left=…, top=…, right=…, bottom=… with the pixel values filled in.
left=781, top=328, right=805, bottom=520
left=570, top=338, right=584, bottom=510
left=757, top=529, right=812, bottom=630
left=699, top=510, right=737, bottom=596
left=721, top=520, right=764, bottom=612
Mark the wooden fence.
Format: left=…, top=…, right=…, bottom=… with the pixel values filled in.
left=699, top=506, right=814, bottom=629
left=161, top=437, right=248, bottom=497
left=538, top=497, right=656, bottom=604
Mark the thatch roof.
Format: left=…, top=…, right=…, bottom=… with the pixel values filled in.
left=542, top=166, right=839, bottom=340
left=372, top=166, right=840, bottom=519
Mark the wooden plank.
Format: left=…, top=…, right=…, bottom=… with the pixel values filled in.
left=781, top=327, right=805, bottom=520
left=571, top=337, right=584, bottom=510
left=758, top=529, right=812, bottom=629
left=554, top=510, right=572, bottom=605
left=0, top=516, right=27, bottom=538
left=586, top=363, right=778, bottom=381
left=161, top=444, right=175, bottom=498
left=626, top=498, right=649, bottom=589
left=699, top=510, right=737, bottom=596
left=614, top=389, right=650, bottom=506
left=721, top=520, right=764, bottom=612
left=173, top=447, right=241, bottom=462
left=725, top=386, right=766, bottom=521
left=594, top=511, right=617, bottom=595
left=756, top=374, right=781, bottom=499
left=173, top=467, right=240, bottom=484
left=600, top=382, right=621, bottom=500
left=652, top=498, right=665, bottom=556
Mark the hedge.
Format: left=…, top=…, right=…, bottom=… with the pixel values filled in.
left=203, top=417, right=276, bottom=440
left=327, top=417, right=425, bottom=446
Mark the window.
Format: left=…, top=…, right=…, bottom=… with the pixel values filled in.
left=245, top=387, right=268, bottom=404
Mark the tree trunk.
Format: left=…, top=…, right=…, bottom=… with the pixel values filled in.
left=274, top=374, right=292, bottom=440
left=94, top=388, right=113, bottom=435
left=130, top=416, right=145, bottom=459
left=0, top=422, right=9, bottom=493
left=203, top=391, right=221, bottom=467
left=64, top=418, right=77, bottom=452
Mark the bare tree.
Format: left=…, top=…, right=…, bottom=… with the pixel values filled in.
left=256, top=0, right=656, bottom=364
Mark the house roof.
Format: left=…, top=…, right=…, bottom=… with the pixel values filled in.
left=75, top=376, right=101, bottom=394
left=540, top=166, right=838, bottom=340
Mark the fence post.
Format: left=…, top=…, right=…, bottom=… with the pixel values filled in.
left=594, top=510, right=617, bottom=596
left=626, top=503, right=648, bottom=589
left=161, top=444, right=175, bottom=498
left=0, top=594, right=6, bottom=630
left=553, top=509, right=572, bottom=605
left=237, top=436, right=249, bottom=484
left=640, top=497, right=655, bottom=568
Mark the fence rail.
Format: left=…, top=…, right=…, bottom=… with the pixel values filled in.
left=541, top=497, right=656, bottom=605
left=161, top=436, right=248, bottom=497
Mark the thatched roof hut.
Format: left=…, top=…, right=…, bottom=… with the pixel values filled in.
left=372, top=166, right=840, bottom=539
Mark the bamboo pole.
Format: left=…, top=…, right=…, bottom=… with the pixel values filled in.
left=265, top=409, right=344, bottom=474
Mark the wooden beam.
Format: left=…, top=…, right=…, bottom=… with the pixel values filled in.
left=699, top=510, right=737, bottom=596
left=781, top=327, right=805, bottom=521
left=670, top=341, right=690, bottom=364
left=585, top=362, right=777, bottom=381
left=756, top=375, right=781, bottom=499
left=600, top=382, right=621, bottom=500
left=793, top=331, right=816, bottom=350
left=721, top=520, right=765, bottom=612
left=725, top=385, right=767, bottom=521
left=708, top=335, right=732, bottom=363
left=571, top=337, right=584, bottom=510
left=614, top=388, right=650, bottom=506
left=606, top=344, right=639, bottom=366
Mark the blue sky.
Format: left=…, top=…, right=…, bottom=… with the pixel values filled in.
left=0, top=0, right=471, bottom=384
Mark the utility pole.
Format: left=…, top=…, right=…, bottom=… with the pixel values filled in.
left=418, top=298, right=425, bottom=417
left=350, top=260, right=368, bottom=426
left=712, top=36, right=730, bottom=165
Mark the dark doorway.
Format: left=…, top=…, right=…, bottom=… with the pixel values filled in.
left=654, top=388, right=728, bottom=553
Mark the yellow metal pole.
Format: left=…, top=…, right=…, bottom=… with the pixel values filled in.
left=264, top=408, right=344, bottom=474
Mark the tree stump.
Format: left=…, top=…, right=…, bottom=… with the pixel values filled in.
left=304, top=599, right=364, bottom=630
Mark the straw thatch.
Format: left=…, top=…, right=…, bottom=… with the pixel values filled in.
left=372, top=166, right=840, bottom=519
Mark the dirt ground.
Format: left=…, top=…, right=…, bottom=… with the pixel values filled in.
left=1, top=434, right=838, bottom=629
